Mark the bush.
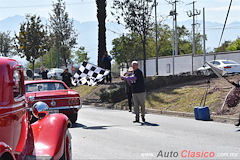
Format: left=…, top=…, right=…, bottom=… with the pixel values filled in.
left=100, top=84, right=126, bottom=103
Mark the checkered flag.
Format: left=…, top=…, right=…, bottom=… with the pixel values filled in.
left=72, top=61, right=110, bottom=86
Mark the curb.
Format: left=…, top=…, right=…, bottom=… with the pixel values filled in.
left=82, top=101, right=239, bottom=125
left=146, top=108, right=238, bottom=124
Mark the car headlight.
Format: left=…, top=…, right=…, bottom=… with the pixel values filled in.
left=32, top=101, right=49, bottom=119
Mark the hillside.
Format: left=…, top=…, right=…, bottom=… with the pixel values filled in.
left=75, top=75, right=240, bottom=120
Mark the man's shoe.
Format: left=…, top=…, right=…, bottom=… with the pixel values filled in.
left=234, top=120, right=240, bottom=126
left=133, top=120, right=140, bottom=123
left=133, top=117, right=139, bottom=123
left=142, top=117, right=145, bottom=122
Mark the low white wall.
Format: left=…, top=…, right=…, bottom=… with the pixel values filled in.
left=121, top=51, right=240, bottom=76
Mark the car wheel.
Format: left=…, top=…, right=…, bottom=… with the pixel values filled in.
left=203, top=69, right=212, bottom=76
left=68, top=112, right=78, bottom=124
left=60, top=129, right=72, bottom=160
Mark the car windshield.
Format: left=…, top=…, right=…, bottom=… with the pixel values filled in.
left=26, top=82, right=67, bottom=92
left=209, top=61, right=220, bottom=65
left=222, top=61, right=239, bottom=65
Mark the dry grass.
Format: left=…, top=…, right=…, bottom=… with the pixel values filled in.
left=146, top=87, right=223, bottom=113
left=73, top=85, right=98, bottom=98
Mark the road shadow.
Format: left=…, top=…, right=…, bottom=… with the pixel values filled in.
left=140, top=122, right=159, bottom=126
left=235, top=128, right=240, bottom=132
left=71, top=123, right=112, bottom=130
left=72, top=123, right=87, bottom=128
left=83, top=125, right=111, bottom=130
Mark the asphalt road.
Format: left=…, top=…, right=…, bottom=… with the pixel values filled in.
left=69, top=105, right=240, bottom=160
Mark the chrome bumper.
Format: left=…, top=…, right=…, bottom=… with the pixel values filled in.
left=48, top=104, right=82, bottom=111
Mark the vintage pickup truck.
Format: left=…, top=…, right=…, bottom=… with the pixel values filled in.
left=0, top=57, right=72, bottom=160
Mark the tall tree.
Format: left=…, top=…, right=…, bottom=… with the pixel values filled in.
left=15, top=14, right=49, bottom=79
left=0, top=31, right=15, bottom=57
left=110, top=33, right=142, bottom=66
left=112, top=0, right=154, bottom=78
left=74, top=46, right=90, bottom=64
left=49, top=0, right=78, bottom=68
left=148, top=23, right=172, bottom=57
left=96, top=0, right=107, bottom=68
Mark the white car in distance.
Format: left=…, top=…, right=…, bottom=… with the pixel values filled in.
left=197, top=60, right=240, bottom=76
left=47, top=68, right=64, bottom=80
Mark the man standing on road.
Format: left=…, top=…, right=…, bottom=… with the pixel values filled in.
left=102, top=51, right=112, bottom=83
left=123, top=67, right=134, bottom=112
left=121, top=61, right=146, bottom=123
left=61, top=68, right=73, bottom=87
left=39, top=67, right=48, bottom=79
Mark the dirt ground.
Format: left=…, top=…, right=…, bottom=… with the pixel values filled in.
left=175, top=75, right=240, bottom=117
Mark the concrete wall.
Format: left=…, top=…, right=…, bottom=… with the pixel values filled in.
left=125, top=51, right=240, bottom=77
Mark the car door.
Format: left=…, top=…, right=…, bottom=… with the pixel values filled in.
left=0, top=63, right=15, bottom=151
left=12, top=68, right=28, bottom=153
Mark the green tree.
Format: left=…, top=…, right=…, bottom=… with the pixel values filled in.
left=96, top=0, right=107, bottom=68
left=110, top=33, right=142, bottom=66
left=148, top=24, right=203, bottom=56
left=15, top=14, right=49, bottom=79
left=111, top=22, right=204, bottom=66
left=0, top=31, right=15, bottom=57
left=112, top=0, right=155, bottom=78
left=27, top=60, right=41, bottom=70
left=148, top=23, right=172, bottom=57
left=214, top=40, right=231, bottom=52
left=177, top=25, right=192, bottom=54
left=226, top=38, right=240, bottom=51
left=74, top=46, right=90, bottom=64
left=49, top=0, right=78, bottom=68
left=37, top=47, right=59, bottom=69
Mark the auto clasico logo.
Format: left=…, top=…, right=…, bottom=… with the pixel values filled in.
left=156, top=150, right=215, bottom=158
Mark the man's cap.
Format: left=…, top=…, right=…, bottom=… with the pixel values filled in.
left=131, top=61, right=138, bottom=65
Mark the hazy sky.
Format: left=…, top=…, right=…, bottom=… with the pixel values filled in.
left=0, top=0, right=239, bottom=24
left=0, top=0, right=239, bottom=66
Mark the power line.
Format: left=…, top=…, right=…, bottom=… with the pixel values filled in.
left=218, top=0, right=233, bottom=47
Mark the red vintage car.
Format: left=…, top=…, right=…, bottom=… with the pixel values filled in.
left=0, top=57, right=71, bottom=160
left=25, top=79, right=81, bottom=123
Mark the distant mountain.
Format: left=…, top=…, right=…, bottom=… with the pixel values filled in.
left=0, top=15, right=239, bottom=65
left=0, top=15, right=47, bottom=34
left=0, top=15, right=24, bottom=34
left=0, top=15, right=125, bottom=65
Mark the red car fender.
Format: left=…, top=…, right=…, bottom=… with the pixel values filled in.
left=0, top=142, right=16, bottom=160
left=15, top=114, right=28, bottom=153
left=31, top=113, right=69, bottom=159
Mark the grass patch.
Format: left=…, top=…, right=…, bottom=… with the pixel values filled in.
left=146, top=87, right=223, bottom=113
left=73, top=85, right=98, bottom=98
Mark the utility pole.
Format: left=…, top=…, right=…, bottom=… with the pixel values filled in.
left=187, top=1, right=200, bottom=74
left=169, top=0, right=178, bottom=75
left=203, top=8, right=206, bottom=64
left=187, top=1, right=201, bottom=55
left=174, top=0, right=178, bottom=56
left=155, top=0, right=159, bottom=75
